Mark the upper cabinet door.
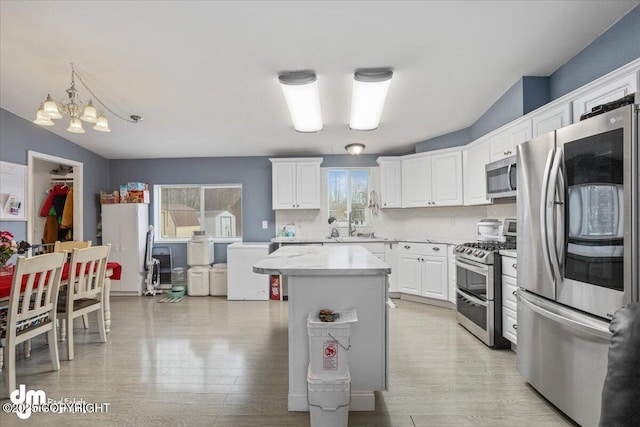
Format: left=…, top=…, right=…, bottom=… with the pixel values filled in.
left=270, top=158, right=322, bottom=209
left=532, top=103, right=572, bottom=137
left=271, top=161, right=297, bottom=209
left=401, top=156, right=431, bottom=207
left=489, top=121, right=532, bottom=162
left=431, top=151, right=463, bottom=206
left=463, top=138, right=492, bottom=206
left=296, top=161, right=321, bottom=209
left=571, top=73, right=637, bottom=122
left=378, top=158, right=402, bottom=208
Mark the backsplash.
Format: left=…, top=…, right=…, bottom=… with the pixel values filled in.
left=275, top=168, right=516, bottom=242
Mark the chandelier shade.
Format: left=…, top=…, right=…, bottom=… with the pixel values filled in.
left=33, top=63, right=142, bottom=134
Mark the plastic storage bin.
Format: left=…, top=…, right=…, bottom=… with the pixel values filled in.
left=307, top=368, right=350, bottom=427
left=307, top=309, right=358, bottom=378
left=187, top=234, right=214, bottom=266
left=187, top=266, right=210, bottom=296
left=209, top=263, right=228, bottom=296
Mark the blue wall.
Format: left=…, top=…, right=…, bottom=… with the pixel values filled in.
left=0, top=109, right=110, bottom=244
left=109, top=157, right=275, bottom=267
left=416, top=4, right=640, bottom=152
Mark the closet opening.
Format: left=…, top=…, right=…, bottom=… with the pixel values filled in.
left=27, top=151, right=83, bottom=252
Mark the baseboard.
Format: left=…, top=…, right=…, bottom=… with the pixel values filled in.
left=400, top=293, right=455, bottom=309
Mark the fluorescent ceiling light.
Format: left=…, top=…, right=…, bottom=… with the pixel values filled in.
left=278, top=72, right=323, bottom=132
left=350, top=69, right=393, bottom=131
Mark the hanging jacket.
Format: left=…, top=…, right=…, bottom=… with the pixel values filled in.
left=61, top=188, right=73, bottom=229
left=40, top=184, right=69, bottom=217
left=42, top=215, right=59, bottom=244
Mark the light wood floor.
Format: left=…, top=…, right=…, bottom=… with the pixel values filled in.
left=1, top=297, right=574, bottom=426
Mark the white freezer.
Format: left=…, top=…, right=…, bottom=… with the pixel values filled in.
left=226, top=242, right=270, bottom=300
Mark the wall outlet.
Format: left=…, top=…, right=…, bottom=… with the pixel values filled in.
left=262, top=220, right=268, bottom=229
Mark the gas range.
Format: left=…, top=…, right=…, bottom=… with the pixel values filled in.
left=453, top=241, right=516, bottom=264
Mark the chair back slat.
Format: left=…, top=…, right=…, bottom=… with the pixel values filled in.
left=9, top=252, right=66, bottom=326
left=68, top=245, right=111, bottom=301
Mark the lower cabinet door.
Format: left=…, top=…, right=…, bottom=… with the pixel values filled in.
left=421, top=255, right=447, bottom=300
left=502, top=305, right=517, bottom=344
left=399, top=255, right=421, bottom=295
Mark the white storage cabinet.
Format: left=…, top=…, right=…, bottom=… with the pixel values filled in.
left=227, top=242, right=270, bottom=300
left=270, top=158, right=322, bottom=210
left=398, top=242, right=448, bottom=300
left=501, top=253, right=518, bottom=344
left=376, top=157, right=402, bottom=208
left=401, top=150, right=463, bottom=208
left=101, top=203, right=149, bottom=295
left=462, top=138, right=492, bottom=206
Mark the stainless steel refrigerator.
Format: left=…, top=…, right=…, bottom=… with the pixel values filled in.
left=516, top=99, right=639, bottom=427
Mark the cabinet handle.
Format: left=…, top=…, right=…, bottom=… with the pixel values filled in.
left=512, top=263, right=517, bottom=270
left=512, top=290, right=517, bottom=296
left=512, top=324, right=517, bottom=330
left=384, top=203, right=387, bottom=206
left=404, top=245, right=411, bottom=249
left=432, top=247, right=440, bottom=252
left=292, top=204, right=295, bottom=208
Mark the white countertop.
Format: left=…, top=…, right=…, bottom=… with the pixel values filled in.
left=271, top=236, right=467, bottom=245
left=499, top=249, right=517, bottom=257
left=253, top=244, right=391, bottom=276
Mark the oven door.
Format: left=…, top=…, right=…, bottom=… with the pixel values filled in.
left=456, top=288, right=494, bottom=347
left=455, top=257, right=493, bottom=300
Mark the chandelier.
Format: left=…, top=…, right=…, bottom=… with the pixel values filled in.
left=33, top=63, right=143, bottom=134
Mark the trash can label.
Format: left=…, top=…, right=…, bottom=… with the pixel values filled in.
left=323, top=340, right=338, bottom=370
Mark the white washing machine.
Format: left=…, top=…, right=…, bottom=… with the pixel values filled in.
left=226, top=242, right=270, bottom=300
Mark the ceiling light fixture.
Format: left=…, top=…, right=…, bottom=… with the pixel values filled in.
left=350, top=69, right=393, bottom=131
left=278, top=71, right=323, bottom=132
left=33, top=63, right=143, bottom=134
left=345, top=143, right=365, bottom=155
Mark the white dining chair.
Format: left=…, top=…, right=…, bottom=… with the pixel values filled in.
left=57, top=245, right=110, bottom=361
left=53, top=240, right=92, bottom=332
left=0, top=252, right=66, bottom=396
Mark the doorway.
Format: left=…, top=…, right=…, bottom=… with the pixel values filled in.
left=27, top=151, right=83, bottom=249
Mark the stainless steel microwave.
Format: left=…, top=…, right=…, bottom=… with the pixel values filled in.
left=485, top=155, right=517, bottom=199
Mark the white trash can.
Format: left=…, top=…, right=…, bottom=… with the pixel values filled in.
left=308, top=367, right=350, bottom=427
left=307, top=309, right=358, bottom=379
left=209, top=263, right=228, bottom=296
left=187, top=266, right=210, bottom=296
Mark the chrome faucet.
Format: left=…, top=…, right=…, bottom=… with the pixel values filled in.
left=348, top=212, right=356, bottom=236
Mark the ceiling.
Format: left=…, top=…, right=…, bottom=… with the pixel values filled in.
left=1, top=1, right=637, bottom=160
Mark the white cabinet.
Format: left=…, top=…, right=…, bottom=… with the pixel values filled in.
left=571, top=73, right=637, bottom=122
left=489, top=120, right=532, bottom=161
left=501, top=254, right=518, bottom=344
left=447, top=245, right=457, bottom=305
left=398, top=242, right=448, bottom=300
left=384, top=241, right=400, bottom=294
left=462, top=138, right=491, bottom=206
left=101, top=203, right=148, bottom=295
left=401, top=150, right=462, bottom=208
left=377, top=157, right=402, bottom=208
left=270, top=158, right=322, bottom=209
left=531, top=103, right=572, bottom=137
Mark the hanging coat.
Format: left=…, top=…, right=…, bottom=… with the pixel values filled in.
left=40, top=184, right=69, bottom=217
left=61, top=188, right=73, bottom=229
left=42, top=215, right=59, bottom=244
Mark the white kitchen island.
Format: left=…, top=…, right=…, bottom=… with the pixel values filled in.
left=253, top=244, right=391, bottom=411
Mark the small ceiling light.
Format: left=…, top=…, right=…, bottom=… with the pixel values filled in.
left=34, top=63, right=142, bottom=134
left=33, top=103, right=54, bottom=126
left=345, top=143, right=365, bottom=155
left=350, top=69, right=393, bottom=131
left=278, top=71, right=323, bottom=132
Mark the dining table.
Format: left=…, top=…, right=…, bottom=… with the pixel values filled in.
left=0, top=261, right=122, bottom=333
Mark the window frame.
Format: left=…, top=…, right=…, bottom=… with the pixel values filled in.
left=153, top=183, right=243, bottom=243
left=326, top=168, right=371, bottom=226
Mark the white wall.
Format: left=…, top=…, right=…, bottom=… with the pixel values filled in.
left=276, top=168, right=516, bottom=242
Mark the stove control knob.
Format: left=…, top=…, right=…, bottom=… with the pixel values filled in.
left=466, top=248, right=473, bottom=254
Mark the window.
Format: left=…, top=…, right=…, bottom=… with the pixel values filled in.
left=154, top=184, right=242, bottom=241
left=327, top=169, right=369, bottom=224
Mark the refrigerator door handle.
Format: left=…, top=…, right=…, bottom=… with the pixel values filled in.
left=548, top=149, right=564, bottom=281
left=540, top=148, right=556, bottom=284
left=519, top=291, right=612, bottom=340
